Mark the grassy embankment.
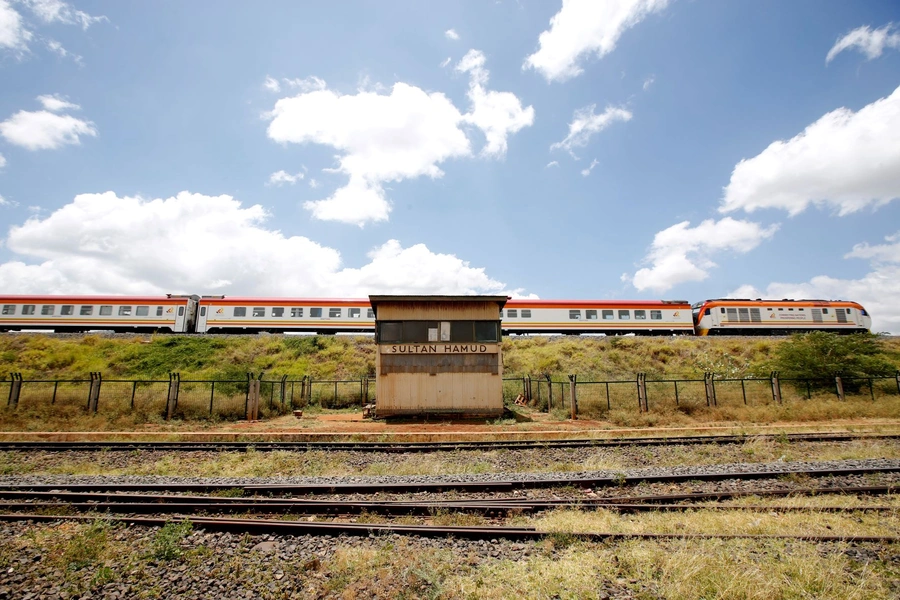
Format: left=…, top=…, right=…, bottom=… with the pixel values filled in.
left=0, top=333, right=898, bottom=430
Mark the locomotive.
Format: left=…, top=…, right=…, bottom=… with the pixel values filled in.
left=0, top=294, right=872, bottom=336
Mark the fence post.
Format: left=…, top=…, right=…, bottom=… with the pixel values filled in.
left=770, top=371, right=781, bottom=404
left=545, top=373, right=552, bottom=410
left=896, top=370, right=900, bottom=395
left=740, top=378, right=747, bottom=405
left=636, top=373, right=648, bottom=412
left=166, top=372, right=179, bottom=420
left=605, top=382, right=610, bottom=410
left=52, top=380, right=59, bottom=405
left=673, top=380, right=679, bottom=406
left=704, top=373, right=713, bottom=407
left=87, top=372, right=102, bottom=414
left=247, top=378, right=260, bottom=421
left=524, top=375, right=531, bottom=402
left=209, top=381, right=215, bottom=417
left=7, top=373, right=22, bottom=408
left=868, top=378, right=875, bottom=401
left=568, top=374, right=577, bottom=420
left=835, top=376, right=845, bottom=401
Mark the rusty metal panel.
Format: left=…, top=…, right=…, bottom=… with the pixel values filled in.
left=381, top=353, right=499, bottom=374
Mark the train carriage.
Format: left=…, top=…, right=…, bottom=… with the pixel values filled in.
left=195, top=297, right=376, bottom=334
left=0, top=294, right=198, bottom=333
left=502, top=299, right=694, bottom=335
left=692, top=299, right=871, bottom=335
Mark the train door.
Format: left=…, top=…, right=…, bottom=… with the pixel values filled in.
left=195, top=303, right=209, bottom=333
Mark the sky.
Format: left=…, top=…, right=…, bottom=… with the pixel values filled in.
left=1, top=0, right=900, bottom=331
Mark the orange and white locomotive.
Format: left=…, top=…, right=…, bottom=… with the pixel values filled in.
left=692, top=299, right=871, bottom=336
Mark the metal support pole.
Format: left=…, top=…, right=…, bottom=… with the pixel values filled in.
left=7, top=373, right=22, bottom=408
left=605, top=382, right=610, bottom=410
left=673, top=380, right=679, bottom=406
left=741, top=379, right=747, bottom=405
left=546, top=373, right=552, bottom=410
left=130, top=381, right=137, bottom=410
left=209, top=381, right=215, bottom=417
left=52, top=380, right=59, bottom=405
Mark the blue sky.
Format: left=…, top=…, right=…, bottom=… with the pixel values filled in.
left=1, top=0, right=899, bottom=331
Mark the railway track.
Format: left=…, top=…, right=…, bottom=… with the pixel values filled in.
left=0, top=484, right=895, bottom=517
left=1, top=431, right=897, bottom=453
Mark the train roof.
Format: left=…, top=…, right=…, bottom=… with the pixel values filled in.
left=0, top=294, right=195, bottom=303
left=505, top=299, right=691, bottom=308
left=694, top=298, right=864, bottom=307
left=197, top=297, right=371, bottom=304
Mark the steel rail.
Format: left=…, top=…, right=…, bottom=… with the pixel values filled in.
left=1, top=432, right=896, bottom=453
left=1, top=513, right=898, bottom=543
left=2, top=465, right=898, bottom=495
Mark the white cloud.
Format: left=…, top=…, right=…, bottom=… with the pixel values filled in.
left=580, top=158, right=599, bottom=177
left=263, top=76, right=280, bottom=93
left=524, top=0, right=670, bottom=82
left=283, top=76, right=327, bottom=92
left=36, top=94, right=79, bottom=112
left=720, top=85, right=900, bottom=216
left=266, top=52, right=533, bottom=225
left=445, top=28, right=459, bottom=41
left=45, top=38, right=81, bottom=63
left=455, top=50, right=535, bottom=157
left=642, top=75, right=655, bottom=91
left=0, top=152, right=6, bottom=168
left=0, top=194, right=16, bottom=207
left=631, top=218, right=779, bottom=292
left=0, top=96, right=96, bottom=150
left=551, top=104, right=632, bottom=155
left=22, top=0, right=106, bottom=29
left=826, top=23, right=900, bottom=63
left=546, top=160, right=559, bottom=168
left=439, top=57, right=451, bottom=68
left=308, top=178, right=320, bottom=189
left=730, top=232, right=900, bottom=333
left=0, top=0, right=31, bottom=53
left=0, top=190, right=517, bottom=297
left=267, top=170, right=305, bottom=186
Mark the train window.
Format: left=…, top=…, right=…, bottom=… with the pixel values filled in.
left=507, top=309, right=517, bottom=318
left=367, top=309, right=375, bottom=318
left=349, top=308, right=361, bottom=318
left=521, top=309, right=531, bottom=318
left=199, top=307, right=206, bottom=317
left=861, top=309, right=867, bottom=316
left=252, top=307, right=265, bottom=317
left=778, top=308, right=783, bottom=311
left=156, top=306, right=163, bottom=316
left=475, top=321, right=499, bottom=343
left=788, top=308, right=794, bottom=311
left=329, top=308, right=342, bottom=318
left=136, top=306, right=149, bottom=317
left=291, top=308, right=303, bottom=318
left=634, top=310, right=646, bottom=320
left=379, top=322, right=402, bottom=342
left=119, top=306, right=132, bottom=316
left=99, top=306, right=112, bottom=316
left=618, top=310, right=630, bottom=320
left=41, top=305, right=54, bottom=315
left=1, top=305, right=14, bottom=315
left=22, top=305, right=35, bottom=315
left=602, top=310, right=614, bottom=320
left=272, top=307, right=284, bottom=317
left=798, top=308, right=804, bottom=311
left=178, top=306, right=185, bottom=317
left=61, top=305, right=74, bottom=315
left=586, top=310, right=598, bottom=320
left=720, top=308, right=725, bottom=313
left=822, top=308, right=828, bottom=314
left=81, top=306, right=93, bottom=316
left=569, top=310, right=581, bottom=320
left=234, top=307, right=246, bottom=317
left=650, top=310, right=662, bottom=320
left=310, top=308, right=322, bottom=318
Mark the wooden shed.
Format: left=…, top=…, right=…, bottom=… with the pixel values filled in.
left=369, top=295, right=508, bottom=418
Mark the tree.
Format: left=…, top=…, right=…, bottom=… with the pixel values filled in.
left=768, top=332, right=896, bottom=392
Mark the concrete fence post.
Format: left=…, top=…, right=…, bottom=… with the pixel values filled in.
left=247, top=378, right=261, bottom=421
left=568, top=374, right=577, bottom=420
left=770, top=371, right=782, bottom=404
left=545, top=373, right=553, bottom=411
left=7, top=373, right=22, bottom=408
left=835, top=376, right=845, bottom=401
left=895, top=370, right=900, bottom=395
left=87, top=372, right=102, bottom=414
left=636, top=373, right=649, bottom=412
left=165, top=372, right=179, bottom=420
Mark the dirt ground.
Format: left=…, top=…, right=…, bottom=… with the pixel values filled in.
left=3, top=408, right=900, bottom=442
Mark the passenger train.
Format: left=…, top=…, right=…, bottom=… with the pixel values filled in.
left=0, top=294, right=872, bottom=336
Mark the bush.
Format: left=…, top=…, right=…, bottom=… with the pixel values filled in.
left=763, top=332, right=896, bottom=392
